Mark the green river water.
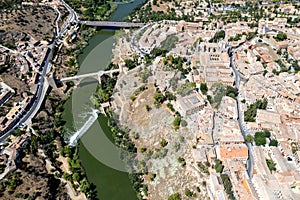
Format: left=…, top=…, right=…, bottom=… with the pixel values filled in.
left=62, top=1, right=146, bottom=199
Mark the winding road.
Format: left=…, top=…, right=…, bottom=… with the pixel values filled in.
left=0, top=0, right=78, bottom=142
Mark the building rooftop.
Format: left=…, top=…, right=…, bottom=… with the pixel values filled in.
left=176, top=91, right=205, bottom=116
left=219, top=144, right=248, bottom=159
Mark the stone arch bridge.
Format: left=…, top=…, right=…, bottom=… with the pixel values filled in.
left=59, top=69, right=120, bottom=86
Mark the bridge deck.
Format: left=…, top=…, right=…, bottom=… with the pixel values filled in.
left=60, top=69, right=120, bottom=82
left=79, top=21, right=145, bottom=28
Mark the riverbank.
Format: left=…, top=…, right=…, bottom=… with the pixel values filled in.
left=58, top=1, right=148, bottom=199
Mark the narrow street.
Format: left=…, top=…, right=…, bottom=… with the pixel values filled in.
left=229, top=48, right=254, bottom=179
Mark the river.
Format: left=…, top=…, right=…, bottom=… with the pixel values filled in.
left=61, top=1, right=145, bottom=199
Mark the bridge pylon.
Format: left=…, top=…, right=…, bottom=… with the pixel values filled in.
left=97, top=73, right=102, bottom=85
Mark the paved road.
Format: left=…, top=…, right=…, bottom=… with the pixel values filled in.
left=57, top=0, right=78, bottom=39
left=0, top=45, right=54, bottom=143
left=0, top=0, right=77, bottom=143
left=229, top=48, right=254, bottom=178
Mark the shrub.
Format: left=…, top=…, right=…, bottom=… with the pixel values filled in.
left=269, top=139, right=278, bottom=147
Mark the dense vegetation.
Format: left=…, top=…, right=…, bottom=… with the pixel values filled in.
left=128, top=2, right=193, bottom=23
left=163, top=55, right=189, bottom=74
left=176, top=82, right=196, bottom=96
left=208, top=83, right=238, bottom=108
left=266, top=159, right=276, bottom=173
left=269, top=139, right=278, bottom=147
left=215, top=159, right=224, bottom=173
left=150, top=48, right=168, bottom=58
left=245, top=134, right=254, bottom=143
left=105, top=110, right=148, bottom=199
left=197, top=162, right=210, bottom=175
left=154, top=91, right=166, bottom=107
left=29, top=93, right=98, bottom=198
left=184, top=188, right=196, bottom=197
left=200, top=83, right=208, bottom=95
left=124, top=55, right=139, bottom=70
left=64, top=0, right=116, bottom=20
left=244, top=98, right=268, bottom=122
left=209, top=2, right=265, bottom=24
left=274, top=33, right=287, bottom=42
left=221, top=174, right=235, bottom=200
left=168, top=193, right=181, bottom=200
left=93, top=74, right=118, bottom=104
left=62, top=146, right=97, bottom=198
left=173, top=114, right=181, bottom=130
left=209, top=30, right=225, bottom=43
left=228, top=32, right=256, bottom=42
left=254, top=130, right=271, bottom=146
left=0, top=0, right=22, bottom=10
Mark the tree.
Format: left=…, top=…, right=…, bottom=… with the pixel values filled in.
left=160, top=139, right=168, bottom=147
left=221, top=174, right=235, bottom=200
left=269, top=139, right=278, bottom=147
left=167, top=103, right=175, bottom=112
left=145, top=105, right=151, bottom=112
left=168, top=193, right=181, bottom=200
left=176, top=82, right=196, bottom=96
left=254, top=131, right=270, bottom=146
left=80, top=180, right=91, bottom=194
left=209, top=30, right=225, bottom=42
left=274, top=33, right=287, bottom=41
left=124, top=59, right=137, bottom=70
left=200, top=83, right=208, bottom=95
left=266, top=159, right=276, bottom=173
left=245, top=135, right=253, bottom=143
left=244, top=98, right=268, bottom=122
left=173, top=115, right=181, bottom=130
left=225, top=86, right=238, bottom=99
left=180, top=120, right=187, bottom=127
left=215, top=159, right=224, bottom=173
left=72, top=172, right=80, bottom=182
left=154, top=92, right=166, bottom=106
left=254, top=135, right=266, bottom=146
left=178, top=157, right=186, bottom=167
left=185, top=188, right=196, bottom=197
left=165, top=91, right=176, bottom=101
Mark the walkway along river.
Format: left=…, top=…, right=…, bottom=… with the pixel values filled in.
left=61, top=1, right=146, bottom=199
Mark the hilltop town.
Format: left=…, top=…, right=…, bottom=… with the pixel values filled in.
left=0, top=0, right=300, bottom=200
left=110, top=0, right=300, bottom=199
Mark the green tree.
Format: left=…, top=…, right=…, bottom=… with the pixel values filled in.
left=72, top=172, right=80, bottom=182
left=221, top=174, right=235, bottom=200
left=178, top=157, right=186, bottom=167
left=245, top=135, right=253, bottom=143
left=215, top=159, right=224, bottom=173
left=167, top=103, right=175, bottom=112
left=185, top=188, right=196, bottom=197
left=168, top=193, right=181, bottom=200
left=274, top=33, right=287, bottom=41
left=254, top=131, right=270, bottom=146
left=154, top=92, right=166, bottom=106
left=269, top=139, right=278, bottom=147
left=200, top=83, right=208, bottom=95
left=266, top=159, right=276, bottom=173
left=180, top=120, right=188, bottom=127
left=160, top=139, right=168, bottom=148
left=254, top=135, right=266, bottom=146
left=146, top=105, right=151, bottom=112
left=173, top=115, right=181, bottom=130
